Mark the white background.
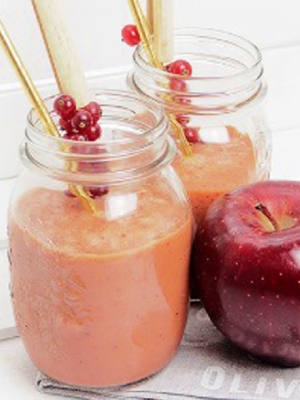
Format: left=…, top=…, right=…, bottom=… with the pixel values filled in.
left=1, top=2, right=300, bottom=399
left=0, top=0, right=299, bottom=86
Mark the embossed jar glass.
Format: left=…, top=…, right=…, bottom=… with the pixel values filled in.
left=129, top=28, right=272, bottom=231
left=8, top=91, right=192, bottom=388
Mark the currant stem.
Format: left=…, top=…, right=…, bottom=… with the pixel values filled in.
left=255, top=203, right=280, bottom=231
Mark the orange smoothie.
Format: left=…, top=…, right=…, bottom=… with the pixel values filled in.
left=9, top=181, right=192, bottom=387
left=173, top=126, right=258, bottom=227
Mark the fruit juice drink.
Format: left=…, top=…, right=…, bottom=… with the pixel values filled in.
left=173, top=126, right=257, bottom=226
left=10, top=184, right=192, bottom=387
left=130, top=28, right=272, bottom=233
left=135, top=114, right=259, bottom=228
left=8, top=91, right=193, bottom=387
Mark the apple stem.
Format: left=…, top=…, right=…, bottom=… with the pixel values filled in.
left=255, top=203, right=280, bottom=231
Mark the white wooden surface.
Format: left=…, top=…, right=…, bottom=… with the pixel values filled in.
left=0, top=0, right=299, bottom=86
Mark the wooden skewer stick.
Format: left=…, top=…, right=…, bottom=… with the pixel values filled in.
left=128, top=0, right=192, bottom=157
left=0, top=18, right=96, bottom=213
left=31, top=0, right=90, bottom=108
left=147, top=0, right=154, bottom=34
left=152, top=0, right=174, bottom=64
left=31, top=0, right=97, bottom=213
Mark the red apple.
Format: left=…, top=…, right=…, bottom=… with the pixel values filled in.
left=193, top=181, right=300, bottom=367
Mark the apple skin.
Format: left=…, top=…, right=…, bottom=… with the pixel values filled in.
left=193, top=181, right=300, bottom=367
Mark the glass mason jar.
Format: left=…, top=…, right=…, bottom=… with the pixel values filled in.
left=129, top=28, right=272, bottom=232
left=8, top=91, right=193, bottom=388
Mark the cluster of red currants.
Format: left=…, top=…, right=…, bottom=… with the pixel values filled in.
left=165, top=61, right=198, bottom=144
left=122, top=24, right=198, bottom=144
left=54, top=95, right=102, bottom=142
left=54, top=95, right=108, bottom=199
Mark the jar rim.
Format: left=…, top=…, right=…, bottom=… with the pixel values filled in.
left=131, top=28, right=265, bottom=115
left=24, top=89, right=175, bottom=185
left=134, top=27, right=262, bottom=82
left=27, top=89, right=167, bottom=148
left=133, top=27, right=262, bottom=81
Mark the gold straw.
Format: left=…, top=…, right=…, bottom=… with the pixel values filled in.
left=168, top=113, right=194, bottom=157
left=128, top=0, right=162, bottom=69
left=127, top=0, right=193, bottom=157
left=0, top=19, right=59, bottom=138
left=0, top=19, right=97, bottom=213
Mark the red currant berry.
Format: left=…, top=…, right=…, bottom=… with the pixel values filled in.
left=84, top=102, right=102, bottom=124
left=90, top=146, right=103, bottom=155
left=184, top=127, right=199, bottom=143
left=174, top=96, right=192, bottom=106
left=62, top=130, right=86, bottom=140
left=54, top=95, right=76, bottom=120
left=60, top=118, right=73, bottom=134
left=170, top=78, right=187, bottom=92
left=88, top=186, right=109, bottom=198
left=166, top=59, right=192, bottom=76
left=62, top=133, right=74, bottom=140
left=92, top=162, right=109, bottom=173
left=80, top=145, right=103, bottom=155
left=86, top=124, right=102, bottom=141
left=77, top=162, right=92, bottom=172
left=166, top=63, right=173, bottom=73
left=71, top=134, right=88, bottom=142
left=122, top=25, right=141, bottom=46
left=71, top=142, right=91, bottom=155
left=176, top=114, right=190, bottom=126
left=71, top=110, right=92, bottom=133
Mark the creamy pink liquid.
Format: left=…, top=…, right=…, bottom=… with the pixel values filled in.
left=174, top=126, right=258, bottom=227
left=9, top=181, right=192, bottom=387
